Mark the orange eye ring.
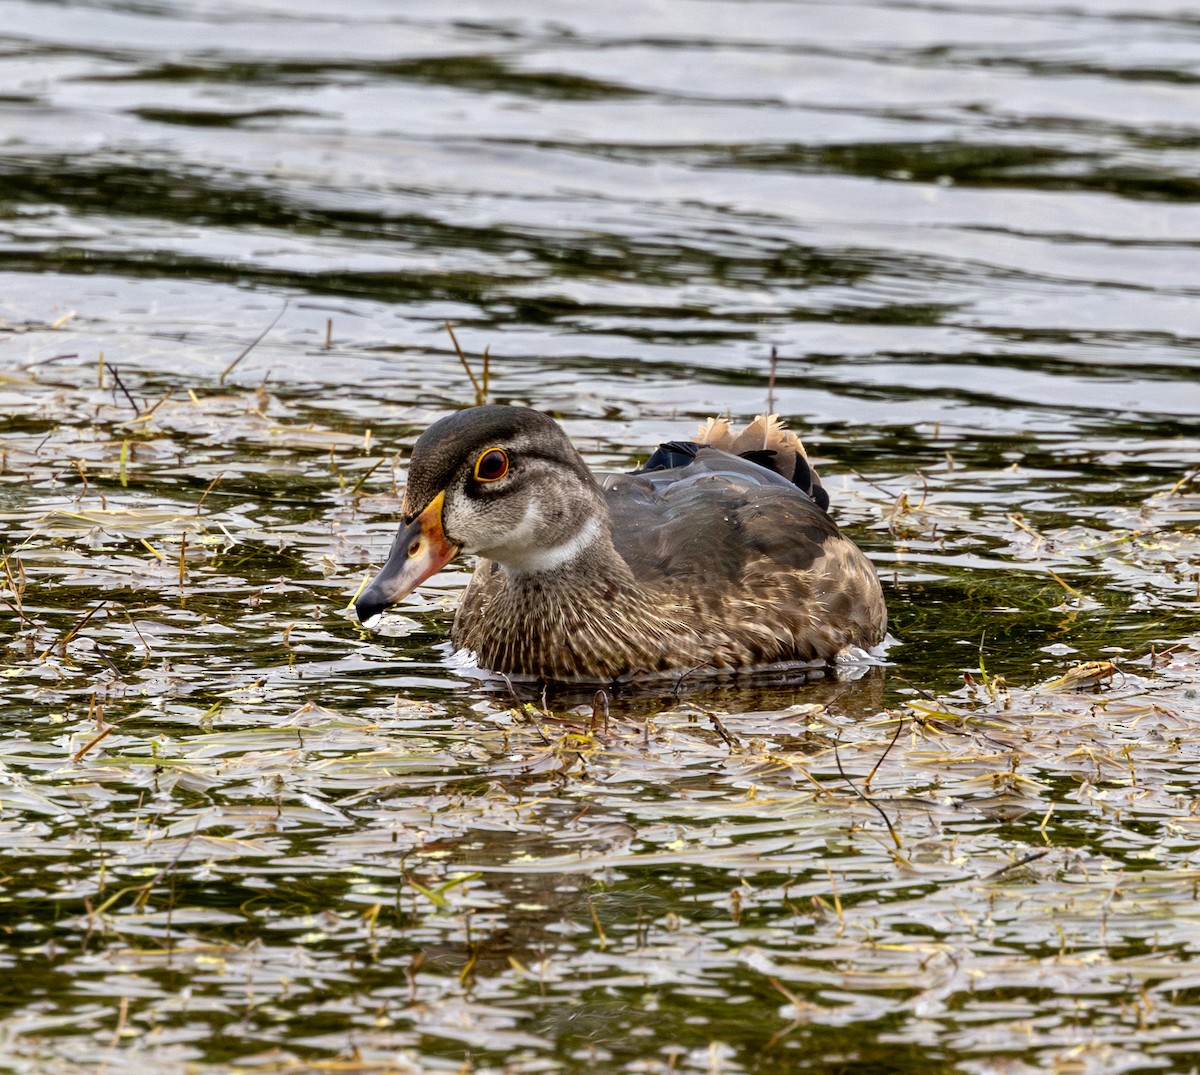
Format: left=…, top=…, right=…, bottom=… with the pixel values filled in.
left=474, top=447, right=509, bottom=483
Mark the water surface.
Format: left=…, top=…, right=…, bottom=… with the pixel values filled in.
left=2, top=1, right=1200, bottom=1071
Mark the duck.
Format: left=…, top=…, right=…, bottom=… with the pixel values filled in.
left=354, top=405, right=887, bottom=683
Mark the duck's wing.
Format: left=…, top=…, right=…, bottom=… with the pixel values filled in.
left=599, top=448, right=836, bottom=585
left=598, top=448, right=887, bottom=655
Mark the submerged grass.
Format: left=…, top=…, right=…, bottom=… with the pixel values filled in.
left=2, top=352, right=1200, bottom=1073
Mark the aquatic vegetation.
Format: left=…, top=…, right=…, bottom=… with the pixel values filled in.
left=3, top=0, right=1200, bottom=1069
left=2, top=351, right=1198, bottom=1073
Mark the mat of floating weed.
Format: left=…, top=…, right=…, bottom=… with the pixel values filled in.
left=3, top=358, right=1200, bottom=1074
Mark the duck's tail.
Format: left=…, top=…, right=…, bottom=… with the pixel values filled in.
left=692, top=414, right=829, bottom=512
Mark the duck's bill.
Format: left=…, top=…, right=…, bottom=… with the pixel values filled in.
left=355, top=491, right=459, bottom=626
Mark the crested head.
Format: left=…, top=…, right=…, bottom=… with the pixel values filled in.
left=356, top=405, right=613, bottom=626
left=401, top=406, right=565, bottom=518
left=403, top=405, right=609, bottom=573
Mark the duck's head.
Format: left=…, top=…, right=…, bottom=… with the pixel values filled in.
left=355, top=405, right=606, bottom=626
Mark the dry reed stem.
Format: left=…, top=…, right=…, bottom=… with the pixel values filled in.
left=220, top=299, right=289, bottom=384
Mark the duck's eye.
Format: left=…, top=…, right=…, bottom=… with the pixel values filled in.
left=474, top=447, right=509, bottom=483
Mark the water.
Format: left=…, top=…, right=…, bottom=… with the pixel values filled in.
left=2, top=1, right=1200, bottom=1071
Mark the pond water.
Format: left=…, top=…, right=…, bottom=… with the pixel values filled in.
left=2, top=0, right=1200, bottom=1071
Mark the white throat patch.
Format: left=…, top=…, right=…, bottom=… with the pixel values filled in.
left=500, top=514, right=603, bottom=576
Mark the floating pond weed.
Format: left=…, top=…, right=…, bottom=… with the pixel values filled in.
left=2, top=3, right=1200, bottom=1067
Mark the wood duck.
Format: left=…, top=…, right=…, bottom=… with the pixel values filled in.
left=355, top=405, right=887, bottom=683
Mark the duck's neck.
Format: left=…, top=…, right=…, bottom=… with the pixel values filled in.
left=492, top=515, right=607, bottom=577
left=453, top=534, right=685, bottom=681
